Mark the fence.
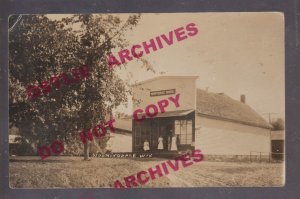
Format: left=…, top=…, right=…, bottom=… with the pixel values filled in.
left=249, top=151, right=284, bottom=163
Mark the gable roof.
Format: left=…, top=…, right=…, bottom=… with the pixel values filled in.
left=196, top=89, right=271, bottom=129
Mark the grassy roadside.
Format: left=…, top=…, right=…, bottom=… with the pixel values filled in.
left=9, top=156, right=284, bottom=188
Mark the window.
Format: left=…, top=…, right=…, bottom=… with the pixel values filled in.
left=134, top=122, right=151, bottom=147
left=135, top=124, right=141, bottom=146
left=175, top=120, right=193, bottom=144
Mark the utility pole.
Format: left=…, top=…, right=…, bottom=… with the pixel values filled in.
left=261, top=112, right=279, bottom=124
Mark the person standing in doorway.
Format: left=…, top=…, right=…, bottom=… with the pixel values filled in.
left=144, top=139, right=150, bottom=151
left=158, top=136, right=164, bottom=150
left=167, top=129, right=173, bottom=151
left=170, top=134, right=178, bottom=151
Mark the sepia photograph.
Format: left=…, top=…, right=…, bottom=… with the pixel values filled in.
left=8, top=13, right=285, bottom=188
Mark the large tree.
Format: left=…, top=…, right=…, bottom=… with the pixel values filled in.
left=9, top=14, right=145, bottom=160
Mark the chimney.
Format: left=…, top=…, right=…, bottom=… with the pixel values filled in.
left=240, top=95, right=246, bottom=104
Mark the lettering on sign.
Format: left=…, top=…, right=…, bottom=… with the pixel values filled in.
left=150, top=89, right=176, bottom=97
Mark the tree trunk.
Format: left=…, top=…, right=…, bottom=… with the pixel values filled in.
left=83, top=142, right=90, bottom=160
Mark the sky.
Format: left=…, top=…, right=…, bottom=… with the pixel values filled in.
left=48, top=13, right=285, bottom=120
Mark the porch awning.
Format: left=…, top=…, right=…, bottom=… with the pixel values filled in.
left=134, top=109, right=195, bottom=119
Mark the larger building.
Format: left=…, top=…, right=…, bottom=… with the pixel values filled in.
left=113, top=76, right=271, bottom=156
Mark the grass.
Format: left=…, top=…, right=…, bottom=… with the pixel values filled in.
left=9, top=156, right=284, bottom=188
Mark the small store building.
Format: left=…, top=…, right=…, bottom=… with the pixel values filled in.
left=112, top=117, right=132, bottom=152
left=130, top=76, right=272, bottom=157
left=132, top=76, right=198, bottom=155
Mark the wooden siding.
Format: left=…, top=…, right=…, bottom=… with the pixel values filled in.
left=195, top=116, right=270, bottom=155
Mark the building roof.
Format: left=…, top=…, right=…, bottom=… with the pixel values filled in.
left=114, top=110, right=194, bottom=133
left=196, top=89, right=271, bottom=129
left=134, top=109, right=194, bottom=119
left=114, top=118, right=132, bottom=132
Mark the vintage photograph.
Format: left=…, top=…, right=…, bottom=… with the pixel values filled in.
left=9, top=13, right=285, bottom=188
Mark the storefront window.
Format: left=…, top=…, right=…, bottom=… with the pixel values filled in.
left=135, top=124, right=141, bottom=146
left=175, top=120, right=193, bottom=144
left=134, top=121, right=151, bottom=147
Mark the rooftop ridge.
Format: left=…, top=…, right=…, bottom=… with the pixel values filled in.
left=196, top=88, right=270, bottom=129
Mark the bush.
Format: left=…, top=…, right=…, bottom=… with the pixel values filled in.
left=271, top=118, right=284, bottom=130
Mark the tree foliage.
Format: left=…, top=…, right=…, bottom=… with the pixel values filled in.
left=271, top=118, right=285, bottom=130
left=9, top=14, right=142, bottom=155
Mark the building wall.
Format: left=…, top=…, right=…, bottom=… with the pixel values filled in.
left=271, top=130, right=285, bottom=140
left=132, top=77, right=197, bottom=112
left=110, top=132, right=132, bottom=152
left=195, top=116, right=270, bottom=155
